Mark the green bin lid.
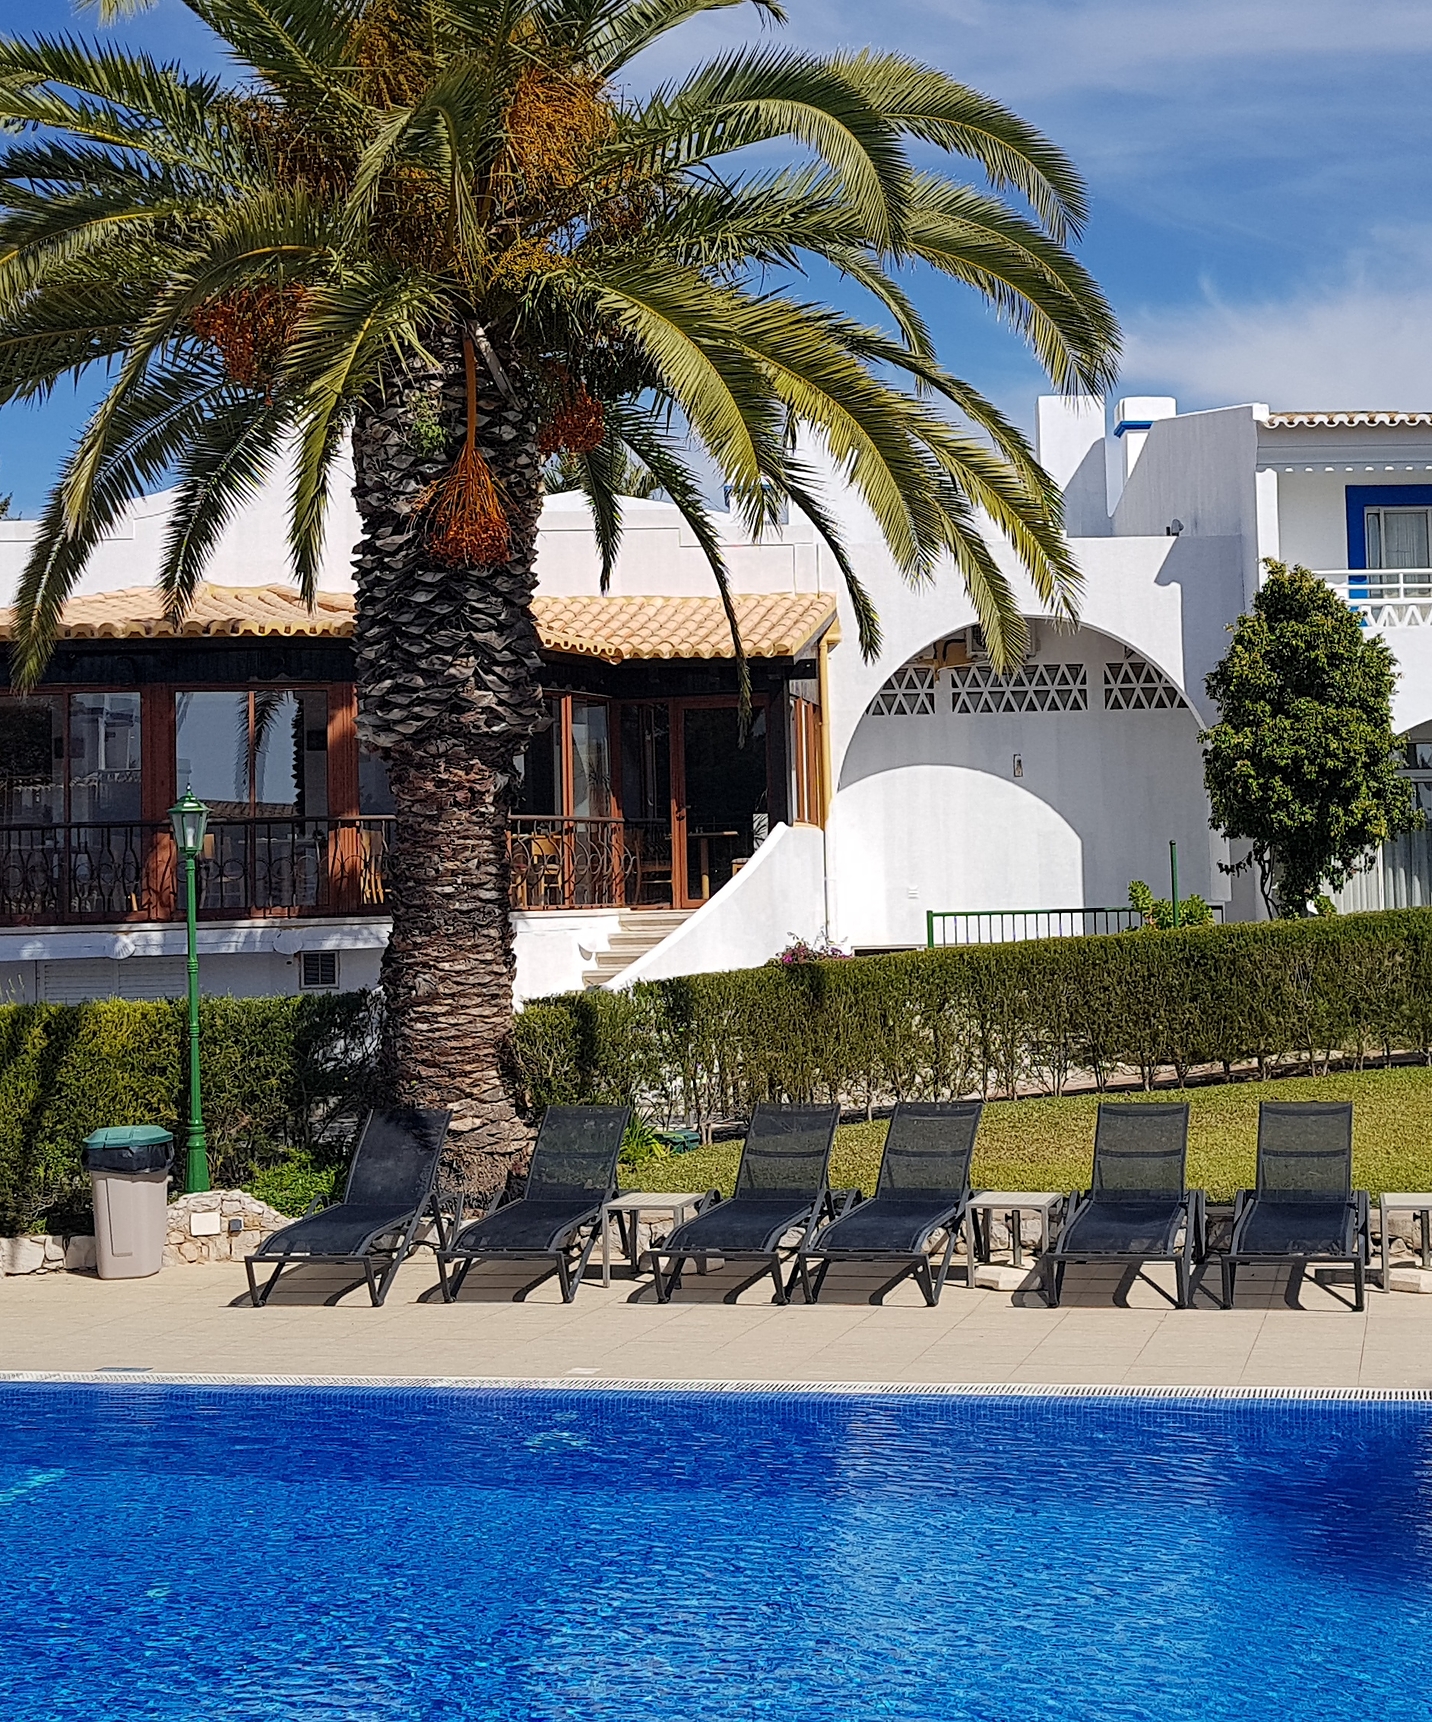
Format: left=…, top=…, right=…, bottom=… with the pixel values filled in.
left=83, top=1125, right=174, bottom=1148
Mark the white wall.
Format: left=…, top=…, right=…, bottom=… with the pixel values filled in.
left=611, top=822, right=825, bottom=984
left=0, top=945, right=382, bottom=1003
left=0, top=447, right=363, bottom=607
left=512, top=908, right=619, bottom=999
left=829, top=624, right=1218, bottom=948
left=1274, top=471, right=1350, bottom=569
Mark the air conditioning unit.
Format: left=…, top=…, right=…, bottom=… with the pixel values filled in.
left=954, top=624, right=1036, bottom=667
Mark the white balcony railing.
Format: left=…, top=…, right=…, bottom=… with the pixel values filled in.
left=1316, top=572, right=1432, bottom=628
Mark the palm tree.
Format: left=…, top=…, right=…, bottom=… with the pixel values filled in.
left=0, top=0, right=1118, bottom=1190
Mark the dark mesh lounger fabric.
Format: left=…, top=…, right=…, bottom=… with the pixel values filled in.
left=663, top=1104, right=838, bottom=1255
left=811, top=1102, right=980, bottom=1255
left=455, top=1199, right=608, bottom=1254
left=1230, top=1102, right=1357, bottom=1257
left=1223, top=1101, right=1364, bottom=1309
left=257, top=1106, right=450, bottom=1259
left=1057, top=1103, right=1190, bottom=1258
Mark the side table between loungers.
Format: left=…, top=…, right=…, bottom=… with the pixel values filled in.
left=1378, top=1193, right=1432, bottom=1291
left=600, top=1192, right=711, bottom=1285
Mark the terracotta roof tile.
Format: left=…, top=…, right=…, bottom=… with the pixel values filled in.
left=532, top=593, right=838, bottom=661
left=0, top=583, right=355, bottom=640
left=0, top=583, right=838, bottom=661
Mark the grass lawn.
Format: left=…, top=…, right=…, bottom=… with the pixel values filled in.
left=618, top=1065, right=1432, bottom=1203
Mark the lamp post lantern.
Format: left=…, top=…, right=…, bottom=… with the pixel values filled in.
left=169, top=787, right=210, bottom=1194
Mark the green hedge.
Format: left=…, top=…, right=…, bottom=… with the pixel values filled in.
left=513, top=910, right=1432, bottom=1124
left=0, top=992, right=378, bottom=1233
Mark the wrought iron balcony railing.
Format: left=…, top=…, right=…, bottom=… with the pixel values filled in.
left=508, top=816, right=673, bottom=910
left=0, top=817, right=393, bottom=925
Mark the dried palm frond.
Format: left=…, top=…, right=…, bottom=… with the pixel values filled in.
left=428, top=338, right=509, bottom=566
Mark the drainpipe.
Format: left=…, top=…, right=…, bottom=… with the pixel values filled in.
left=817, top=632, right=835, bottom=940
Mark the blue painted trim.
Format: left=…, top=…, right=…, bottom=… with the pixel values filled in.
left=1345, top=483, right=1432, bottom=569
left=1112, top=419, right=1153, bottom=438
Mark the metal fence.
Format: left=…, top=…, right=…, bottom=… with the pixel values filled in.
left=926, top=904, right=1224, bottom=946
left=0, top=817, right=392, bottom=924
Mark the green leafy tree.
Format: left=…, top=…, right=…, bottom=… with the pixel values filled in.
left=0, top=0, right=1117, bottom=1189
left=1202, top=562, right=1420, bottom=917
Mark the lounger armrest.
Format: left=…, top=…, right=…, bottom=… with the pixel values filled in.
left=830, top=1187, right=862, bottom=1218
left=1189, top=1189, right=1208, bottom=1259
left=1050, top=1191, right=1089, bottom=1252
left=301, top=1196, right=327, bottom=1218
left=1355, top=1189, right=1371, bottom=1257
left=697, top=1189, right=723, bottom=1213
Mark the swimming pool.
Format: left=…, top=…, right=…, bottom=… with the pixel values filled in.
left=2, top=1379, right=1430, bottom=1721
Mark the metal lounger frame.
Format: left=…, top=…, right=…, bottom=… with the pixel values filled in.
left=1041, top=1102, right=1205, bottom=1309
left=433, top=1104, right=632, bottom=1304
left=648, top=1103, right=843, bottom=1305
left=245, top=1106, right=451, bottom=1309
left=792, top=1100, right=983, bottom=1307
left=648, top=1189, right=851, bottom=1305
left=1220, top=1189, right=1370, bottom=1311
left=1043, top=1188, right=1206, bottom=1309
left=794, top=1195, right=971, bottom=1307
left=434, top=1193, right=612, bottom=1305
left=1220, top=1100, right=1369, bottom=1312
left=245, top=1197, right=447, bottom=1310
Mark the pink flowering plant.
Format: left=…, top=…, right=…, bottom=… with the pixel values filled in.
left=769, top=935, right=851, bottom=966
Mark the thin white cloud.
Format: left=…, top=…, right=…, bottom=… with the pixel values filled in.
left=1120, top=231, right=1432, bottom=411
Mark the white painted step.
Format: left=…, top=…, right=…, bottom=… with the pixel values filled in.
left=584, top=911, right=693, bottom=987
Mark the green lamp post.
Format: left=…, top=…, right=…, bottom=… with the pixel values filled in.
left=169, top=787, right=210, bottom=1194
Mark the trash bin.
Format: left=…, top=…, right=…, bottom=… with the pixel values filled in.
left=83, top=1126, right=175, bottom=1280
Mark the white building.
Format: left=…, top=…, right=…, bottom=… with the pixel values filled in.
left=3, top=393, right=1431, bottom=1004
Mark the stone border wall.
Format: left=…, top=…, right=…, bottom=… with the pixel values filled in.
left=1, top=1189, right=291, bottom=1273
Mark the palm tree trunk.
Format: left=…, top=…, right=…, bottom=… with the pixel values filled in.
left=350, top=334, right=545, bottom=1195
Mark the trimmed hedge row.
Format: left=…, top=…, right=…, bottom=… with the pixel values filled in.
left=8, top=910, right=1432, bottom=1229
left=514, top=911, right=1432, bottom=1124
left=0, top=992, right=378, bottom=1233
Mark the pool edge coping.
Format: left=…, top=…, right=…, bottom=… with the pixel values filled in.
left=2, top=1372, right=1431, bottom=1400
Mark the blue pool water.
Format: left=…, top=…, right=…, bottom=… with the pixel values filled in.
left=2, top=1384, right=1431, bottom=1721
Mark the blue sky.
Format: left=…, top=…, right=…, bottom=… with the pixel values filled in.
left=6, top=0, right=1432, bottom=512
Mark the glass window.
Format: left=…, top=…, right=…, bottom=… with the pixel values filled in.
left=0, top=696, right=62, bottom=824
left=67, top=693, right=142, bottom=822
left=1366, top=507, right=1431, bottom=570
left=252, top=691, right=300, bottom=815
left=515, top=697, right=563, bottom=815
left=619, top=703, right=670, bottom=823
left=569, top=698, right=611, bottom=818
left=176, top=692, right=248, bottom=814
left=175, top=689, right=325, bottom=819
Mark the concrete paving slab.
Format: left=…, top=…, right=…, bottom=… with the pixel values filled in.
left=5, top=1258, right=1432, bottom=1388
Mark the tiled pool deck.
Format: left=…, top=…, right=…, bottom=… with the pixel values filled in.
left=4, top=1253, right=1432, bottom=1388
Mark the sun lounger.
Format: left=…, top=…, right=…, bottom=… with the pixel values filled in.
left=649, top=1103, right=840, bottom=1304
left=245, top=1106, right=451, bottom=1308
left=1221, top=1101, right=1368, bottom=1310
left=1040, top=1102, right=1204, bottom=1308
left=793, top=1101, right=982, bottom=1305
left=435, top=1105, right=631, bottom=1304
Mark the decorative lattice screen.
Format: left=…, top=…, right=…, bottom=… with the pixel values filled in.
left=1103, top=658, right=1187, bottom=710
left=949, top=663, right=1088, bottom=714
left=866, top=666, right=938, bottom=716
